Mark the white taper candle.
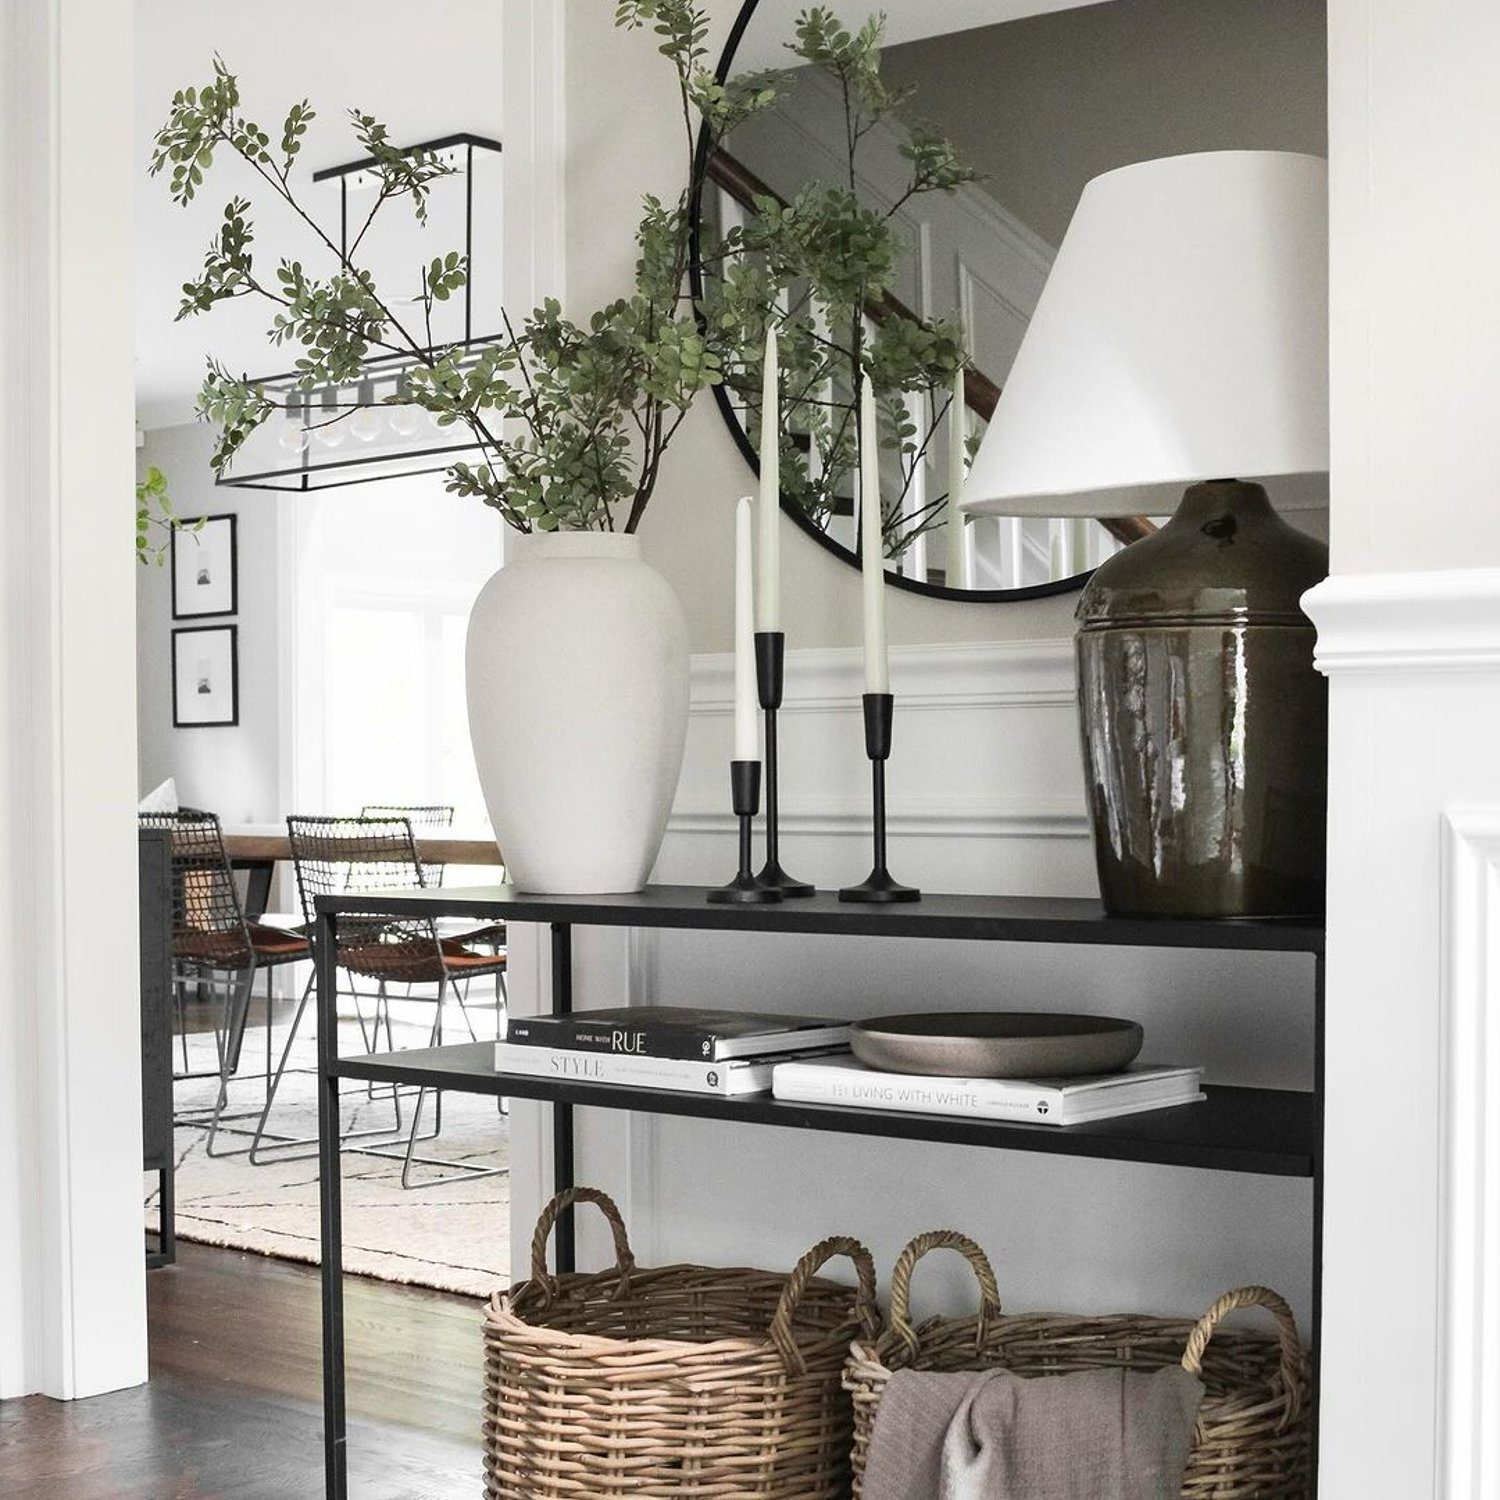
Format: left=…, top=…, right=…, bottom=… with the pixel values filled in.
left=859, top=378, right=890, bottom=694
left=733, top=495, right=759, bottom=760
left=757, top=324, right=781, bottom=631
left=945, top=362, right=968, bottom=588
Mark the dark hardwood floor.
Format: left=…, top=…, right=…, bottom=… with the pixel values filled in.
left=0, top=1242, right=486, bottom=1500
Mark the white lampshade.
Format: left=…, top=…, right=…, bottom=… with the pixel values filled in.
left=963, top=150, right=1329, bottom=519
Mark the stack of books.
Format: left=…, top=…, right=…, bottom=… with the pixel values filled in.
left=771, top=1056, right=1204, bottom=1126
left=495, top=1006, right=853, bottom=1097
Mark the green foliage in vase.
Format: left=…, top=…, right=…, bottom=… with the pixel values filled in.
left=151, top=2, right=781, bottom=534
left=699, top=6, right=979, bottom=558
left=152, top=3, right=972, bottom=547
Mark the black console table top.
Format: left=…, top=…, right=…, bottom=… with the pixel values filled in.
left=315, top=883, right=1325, bottom=953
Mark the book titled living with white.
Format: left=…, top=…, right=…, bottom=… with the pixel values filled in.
left=771, top=1057, right=1204, bottom=1125
left=493, top=1040, right=841, bottom=1097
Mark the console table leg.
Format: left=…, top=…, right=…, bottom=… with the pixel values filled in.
left=550, top=923, right=575, bottom=1275
left=317, top=908, right=348, bottom=1500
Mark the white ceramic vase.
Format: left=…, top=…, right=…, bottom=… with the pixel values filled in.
left=466, top=532, right=690, bottom=894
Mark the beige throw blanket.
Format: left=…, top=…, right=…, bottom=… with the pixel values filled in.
left=863, top=1366, right=1204, bottom=1500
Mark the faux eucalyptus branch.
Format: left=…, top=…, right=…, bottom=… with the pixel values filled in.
left=152, top=1, right=779, bottom=534
left=700, top=8, right=979, bottom=560
left=153, top=3, right=973, bottom=549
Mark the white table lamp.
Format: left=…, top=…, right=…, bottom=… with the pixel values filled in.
left=965, top=150, right=1330, bottom=919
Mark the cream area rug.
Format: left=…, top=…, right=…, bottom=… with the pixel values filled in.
left=149, top=991, right=511, bottom=1297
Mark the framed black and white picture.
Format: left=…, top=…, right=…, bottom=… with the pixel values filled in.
left=171, top=513, right=238, bottom=619
left=172, top=625, right=239, bottom=728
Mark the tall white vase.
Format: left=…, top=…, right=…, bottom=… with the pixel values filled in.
left=466, top=532, right=690, bottom=894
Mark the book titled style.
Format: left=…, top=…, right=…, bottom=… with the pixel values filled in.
left=493, top=1040, right=839, bottom=1098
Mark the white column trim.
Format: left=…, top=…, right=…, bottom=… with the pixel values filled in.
left=0, top=0, right=146, bottom=1399
left=1437, top=811, right=1500, bottom=1500
left=498, top=0, right=567, bottom=1282
left=1304, top=570, right=1500, bottom=674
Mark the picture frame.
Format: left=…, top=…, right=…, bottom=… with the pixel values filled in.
left=171, top=513, right=238, bottom=619
left=172, top=624, right=239, bottom=728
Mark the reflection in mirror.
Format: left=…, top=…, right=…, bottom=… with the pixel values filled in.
left=694, top=0, right=1327, bottom=600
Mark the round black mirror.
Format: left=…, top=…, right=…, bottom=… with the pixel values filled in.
left=690, top=0, right=1162, bottom=603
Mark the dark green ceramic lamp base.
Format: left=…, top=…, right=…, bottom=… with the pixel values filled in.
left=1075, top=480, right=1328, bottom=920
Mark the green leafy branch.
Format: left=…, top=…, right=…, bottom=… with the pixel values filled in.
left=135, top=467, right=203, bottom=565
left=700, top=6, right=978, bottom=558
left=152, top=11, right=780, bottom=534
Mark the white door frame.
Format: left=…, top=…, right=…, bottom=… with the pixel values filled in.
left=0, top=0, right=148, bottom=1399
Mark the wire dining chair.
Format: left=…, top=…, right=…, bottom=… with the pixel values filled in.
left=262, top=814, right=507, bottom=1186
left=360, top=803, right=455, bottom=885
left=358, top=801, right=506, bottom=1024
left=137, top=808, right=312, bottom=1156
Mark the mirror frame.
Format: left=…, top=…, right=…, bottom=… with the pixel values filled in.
left=688, top=0, right=1097, bottom=605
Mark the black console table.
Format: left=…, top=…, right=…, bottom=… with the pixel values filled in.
left=313, top=885, right=1324, bottom=1499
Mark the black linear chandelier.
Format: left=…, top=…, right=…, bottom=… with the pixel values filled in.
left=216, top=133, right=502, bottom=492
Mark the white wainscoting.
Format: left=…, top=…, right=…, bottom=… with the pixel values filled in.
left=1305, top=568, right=1500, bottom=1500
left=1438, top=813, right=1500, bottom=1500
left=512, top=639, right=1320, bottom=1337
left=654, top=640, right=1093, bottom=897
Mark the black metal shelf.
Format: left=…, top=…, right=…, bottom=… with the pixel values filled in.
left=315, top=883, right=1325, bottom=953
left=335, top=1041, right=1316, bottom=1178
left=313, top=883, right=1325, bottom=1499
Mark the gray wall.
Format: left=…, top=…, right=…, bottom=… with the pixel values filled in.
left=136, top=421, right=282, bottom=820
left=884, top=0, right=1328, bottom=248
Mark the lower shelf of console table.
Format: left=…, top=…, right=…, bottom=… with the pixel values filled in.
left=336, top=1040, right=1316, bottom=1178
left=312, top=885, right=1323, bottom=1500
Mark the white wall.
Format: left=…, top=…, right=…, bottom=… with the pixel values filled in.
left=496, top=0, right=1320, bottom=1352
left=881, top=0, right=1326, bottom=249
left=0, top=0, right=147, bottom=1399
left=135, top=424, right=506, bottom=826
left=563, top=0, right=1081, bottom=655
left=635, top=646, right=1317, bottom=1329
left=1308, top=1, right=1500, bottom=1495
left=137, top=423, right=284, bottom=819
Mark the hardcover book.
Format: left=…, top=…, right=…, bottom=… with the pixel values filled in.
left=771, top=1057, right=1204, bottom=1126
left=505, top=1005, right=851, bottom=1062
left=493, top=1040, right=848, bottom=1097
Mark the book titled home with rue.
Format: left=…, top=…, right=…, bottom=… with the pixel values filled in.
left=505, top=1006, right=852, bottom=1062
left=771, top=1057, right=1205, bottom=1126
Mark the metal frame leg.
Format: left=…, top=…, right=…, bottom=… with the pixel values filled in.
left=551, top=923, right=575, bottom=1274
left=204, top=964, right=263, bottom=1157
left=249, top=969, right=402, bottom=1165
left=317, top=908, right=347, bottom=1500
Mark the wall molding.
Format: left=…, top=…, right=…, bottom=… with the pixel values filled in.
left=1305, top=570, right=1500, bottom=675
left=689, top=638, right=1077, bottom=713
left=669, top=795, right=1088, bottom=842
left=1437, top=811, right=1500, bottom=1500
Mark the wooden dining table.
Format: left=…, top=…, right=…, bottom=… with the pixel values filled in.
left=222, top=827, right=503, bottom=917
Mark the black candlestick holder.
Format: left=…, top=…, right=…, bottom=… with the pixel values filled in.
left=754, top=631, right=815, bottom=897
left=707, top=760, right=783, bottom=904
left=839, top=692, right=921, bottom=903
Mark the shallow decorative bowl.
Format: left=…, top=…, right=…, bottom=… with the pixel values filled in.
left=851, top=1012, right=1145, bottom=1079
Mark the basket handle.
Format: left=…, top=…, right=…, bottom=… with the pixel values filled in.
left=769, top=1236, right=880, bottom=1376
left=1181, top=1285, right=1305, bottom=1430
left=888, top=1230, right=1003, bottom=1357
left=529, top=1187, right=637, bottom=1303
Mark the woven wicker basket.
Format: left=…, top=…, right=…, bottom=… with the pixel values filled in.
left=483, top=1188, right=879, bottom=1499
left=845, top=1231, right=1311, bottom=1500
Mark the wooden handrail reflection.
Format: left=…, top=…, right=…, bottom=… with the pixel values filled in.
left=705, top=146, right=1157, bottom=549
